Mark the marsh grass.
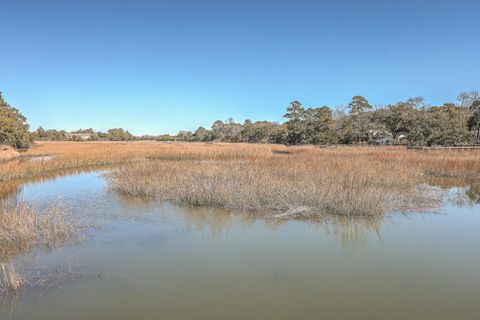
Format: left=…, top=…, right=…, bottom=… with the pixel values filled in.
left=2, top=142, right=480, bottom=218
left=0, top=201, right=76, bottom=259
left=107, top=146, right=480, bottom=217
left=0, top=145, right=20, bottom=162
left=0, top=263, right=24, bottom=295
left=0, top=141, right=272, bottom=183
left=0, top=200, right=79, bottom=298
left=107, top=158, right=398, bottom=217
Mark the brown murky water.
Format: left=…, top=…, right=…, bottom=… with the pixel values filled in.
left=1, top=172, right=480, bottom=320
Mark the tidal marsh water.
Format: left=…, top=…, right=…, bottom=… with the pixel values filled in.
left=1, top=171, right=480, bottom=320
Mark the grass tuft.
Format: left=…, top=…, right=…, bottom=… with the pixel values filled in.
left=107, top=146, right=480, bottom=217
left=0, top=200, right=79, bottom=297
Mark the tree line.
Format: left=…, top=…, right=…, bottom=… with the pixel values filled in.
left=151, top=92, right=480, bottom=146
left=1, top=90, right=480, bottom=148
left=33, top=127, right=135, bottom=142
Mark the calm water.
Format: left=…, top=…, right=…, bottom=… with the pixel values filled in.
left=1, top=172, right=480, bottom=320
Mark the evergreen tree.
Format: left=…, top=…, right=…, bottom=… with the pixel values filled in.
left=0, top=92, right=32, bottom=148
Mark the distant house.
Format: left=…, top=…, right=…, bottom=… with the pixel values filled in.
left=375, top=136, right=393, bottom=145
left=65, top=133, right=92, bottom=141
left=369, top=130, right=394, bottom=145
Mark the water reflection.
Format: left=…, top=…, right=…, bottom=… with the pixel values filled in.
left=176, top=206, right=255, bottom=239
left=2, top=168, right=477, bottom=257
left=315, top=216, right=383, bottom=249
left=0, top=181, right=21, bottom=200
left=0, top=166, right=119, bottom=199
left=425, top=175, right=480, bottom=206
left=1, top=171, right=480, bottom=320
left=115, top=193, right=383, bottom=247
left=466, top=184, right=480, bottom=203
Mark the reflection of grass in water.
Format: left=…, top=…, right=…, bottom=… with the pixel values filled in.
left=466, top=184, right=480, bottom=203
left=0, top=165, right=118, bottom=200
left=0, top=181, right=21, bottom=200
left=263, top=215, right=384, bottom=249
left=115, top=194, right=255, bottom=237
left=115, top=193, right=384, bottom=248
left=176, top=205, right=385, bottom=249
left=181, top=207, right=255, bottom=238
left=319, top=216, right=383, bottom=249
left=425, top=176, right=480, bottom=205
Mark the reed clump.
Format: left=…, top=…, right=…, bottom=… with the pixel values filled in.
left=0, top=200, right=79, bottom=298
left=108, top=146, right=480, bottom=217
left=0, top=262, right=25, bottom=298
left=0, top=201, right=76, bottom=260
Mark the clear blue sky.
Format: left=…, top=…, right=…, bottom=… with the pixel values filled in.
left=1, top=0, right=479, bottom=135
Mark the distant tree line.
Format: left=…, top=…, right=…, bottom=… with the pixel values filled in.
left=141, top=92, right=480, bottom=146
left=28, top=91, right=480, bottom=146
left=2, top=90, right=480, bottom=148
left=1, top=91, right=135, bottom=146
left=33, top=127, right=135, bottom=141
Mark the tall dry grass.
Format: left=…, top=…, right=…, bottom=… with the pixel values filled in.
left=0, top=201, right=76, bottom=260
left=2, top=141, right=479, bottom=217
left=0, top=141, right=272, bottom=183
left=3, top=142, right=479, bottom=186
left=107, top=146, right=480, bottom=217
left=0, top=262, right=24, bottom=298
left=0, top=200, right=77, bottom=297
left=0, top=145, right=20, bottom=162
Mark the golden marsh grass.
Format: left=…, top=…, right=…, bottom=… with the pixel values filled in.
left=0, top=141, right=271, bottom=183
left=0, top=200, right=78, bottom=297
left=0, top=201, right=76, bottom=261
left=106, top=144, right=480, bottom=217
left=2, top=142, right=480, bottom=217
left=0, top=145, right=20, bottom=162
